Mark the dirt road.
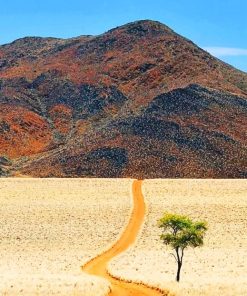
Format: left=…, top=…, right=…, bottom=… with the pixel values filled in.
left=83, top=179, right=163, bottom=296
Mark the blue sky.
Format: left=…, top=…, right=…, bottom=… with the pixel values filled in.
left=1, top=0, right=247, bottom=72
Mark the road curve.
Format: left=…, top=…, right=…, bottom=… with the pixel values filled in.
left=82, top=179, right=163, bottom=296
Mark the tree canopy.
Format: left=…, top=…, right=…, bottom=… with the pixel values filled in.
left=158, top=213, right=207, bottom=281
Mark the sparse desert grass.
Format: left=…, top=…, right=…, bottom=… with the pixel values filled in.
left=108, top=179, right=247, bottom=296
left=0, top=178, right=132, bottom=295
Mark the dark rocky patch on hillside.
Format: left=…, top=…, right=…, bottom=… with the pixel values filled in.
left=0, top=20, right=246, bottom=178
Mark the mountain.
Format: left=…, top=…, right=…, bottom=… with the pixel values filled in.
left=0, top=20, right=246, bottom=178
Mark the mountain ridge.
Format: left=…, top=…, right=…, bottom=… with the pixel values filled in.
left=0, top=20, right=246, bottom=178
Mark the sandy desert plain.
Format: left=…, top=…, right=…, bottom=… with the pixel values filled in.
left=0, top=178, right=246, bottom=296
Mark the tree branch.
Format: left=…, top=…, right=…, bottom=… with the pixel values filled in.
left=175, top=246, right=180, bottom=263
left=181, top=247, right=184, bottom=263
left=169, top=252, right=178, bottom=263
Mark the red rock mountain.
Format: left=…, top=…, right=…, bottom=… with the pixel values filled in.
left=0, top=20, right=246, bottom=177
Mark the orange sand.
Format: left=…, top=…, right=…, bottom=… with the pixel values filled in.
left=83, top=180, right=163, bottom=296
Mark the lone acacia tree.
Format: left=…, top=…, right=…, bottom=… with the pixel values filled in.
left=158, top=213, right=207, bottom=282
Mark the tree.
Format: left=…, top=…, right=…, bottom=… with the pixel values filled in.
left=158, top=213, right=207, bottom=282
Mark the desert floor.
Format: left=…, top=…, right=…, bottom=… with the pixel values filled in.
left=0, top=178, right=246, bottom=296
left=83, top=180, right=162, bottom=296
left=109, top=179, right=247, bottom=296
left=0, top=178, right=133, bottom=295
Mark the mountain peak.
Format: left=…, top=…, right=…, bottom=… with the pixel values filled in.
left=107, top=19, right=175, bottom=37
left=0, top=20, right=247, bottom=178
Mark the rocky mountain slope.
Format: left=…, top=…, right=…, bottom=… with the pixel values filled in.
left=0, top=20, right=246, bottom=178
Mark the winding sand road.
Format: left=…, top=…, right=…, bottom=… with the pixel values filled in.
left=83, top=180, right=163, bottom=296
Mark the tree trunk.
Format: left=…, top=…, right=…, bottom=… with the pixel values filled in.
left=176, top=261, right=182, bottom=282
